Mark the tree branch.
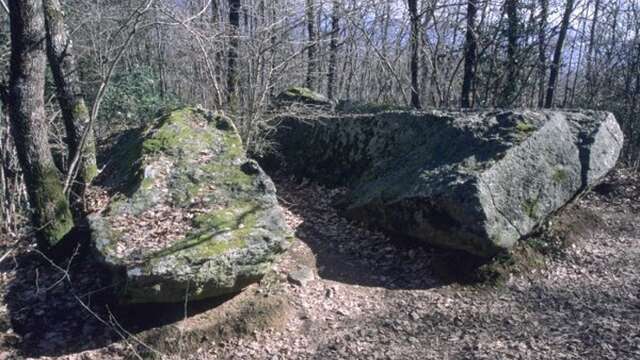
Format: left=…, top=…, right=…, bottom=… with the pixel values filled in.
left=63, top=0, right=155, bottom=194
left=0, top=0, right=9, bottom=15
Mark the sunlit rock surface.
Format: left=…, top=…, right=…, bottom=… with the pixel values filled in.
left=272, top=110, right=623, bottom=257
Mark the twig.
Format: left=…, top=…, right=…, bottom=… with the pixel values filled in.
left=0, top=248, right=12, bottom=264
left=32, top=246, right=164, bottom=358
left=0, top=218, right=56, bottom=264
left=346, top=15, right=409, bottom=104
left=0, top=0, right=8, bottom=15
left=63, top=0, right=155, bottom=194
left=34, top=244, right=81, bottom=292
left=106, top=307, right=164, bottom=358
left=157, top=6, right=223, bottom=107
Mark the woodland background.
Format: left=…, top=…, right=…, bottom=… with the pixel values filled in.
left=0, top=0, right=639, bottom=238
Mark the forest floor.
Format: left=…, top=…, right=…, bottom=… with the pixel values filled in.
left=0, top=168, right=638, bottom=359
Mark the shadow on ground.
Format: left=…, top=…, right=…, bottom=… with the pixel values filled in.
left=275, top=176, right=491, bottom=291
left=1, top=225, right=236, bottom=358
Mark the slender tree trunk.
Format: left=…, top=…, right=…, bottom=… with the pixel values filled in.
left=632, top=22, right=640, bottom=111
left=585, top=0, right=600, bottom=102
left=501, top=0, right=518, bottom=107
left=7, top=0, right=74, bottom=248
left=155, top=22, right=167, bottom=99
left=43, top=0, right=97, bottom=208
left=211, top=0, right=219, bottom=24
left=209, top=0, right=220, bottom=100
left=461, top=0, right=478, bottom=108
left=327, top=0, right=339, bottom=100
left=408, top=0, right=421, bottom=109
left=569, top=16, right=587, bottom=107
left=562, top=32, right=576, bottom=107
left=606, top=2, right=620, bottom=65
left=378, top=1, right=391, bottom=101
left=537, top=0, right=548, bottom=108
left=451, top=1, right=463, bottom=48
left=420, top=3, right=433, bottom=107
left=227, top=0, right=240, bottom=100
left=545, top=0, right=574, bottom=108
left=305, top=0, right=317, bottom=90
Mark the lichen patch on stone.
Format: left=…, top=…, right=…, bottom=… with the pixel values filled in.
left=89, top=107, right=290, bottom=303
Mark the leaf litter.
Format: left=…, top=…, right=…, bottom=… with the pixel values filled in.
left=0, top=168, right=638, bottom=359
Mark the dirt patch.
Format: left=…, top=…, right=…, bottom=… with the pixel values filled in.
left=542, top=204, right=604, bottom=251
left=124, top=285, right=292, bottom=358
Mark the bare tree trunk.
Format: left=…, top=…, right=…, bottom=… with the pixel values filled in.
left=0, top=87, right=24, bottom=237
left=631, top=15, right=640, bottom=109
left=501, top=0, right=518, bottom=107
left=7, top=0, right=74, bottom=248
left=562, top=30, right=577, bottom=107
left=420, top=2, right=433, bottom=106
left=43, top=0, right=97, bottom=210
left=227, top=0, right=240, bottom=100
left=305, top=0, right=317, bottom=90
left=537, top=0, right=548, bottom=108
left=408, top=0, right=421, bottom=109
left=461, top=0, right=478, bottom=108
left=605, top=2, right=620, bottom=66
left=379, top=1, right=392, bottom=101
left=327, top=0, right=339, bottom=100
left=568, top=16, right=587, bottom=107
left=585, top=0, right=600, bottom=102
left=545, top=0, right=574, bottom=108
left=211, top=0, right=219, bottom=24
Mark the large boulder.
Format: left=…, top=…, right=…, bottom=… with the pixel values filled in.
left=275, top=86, right=332, bottom=107
left=272, top=110, right=623, bottom=257
left=89, top=107, right=290, bottom=303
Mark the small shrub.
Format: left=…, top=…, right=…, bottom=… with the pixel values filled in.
left=97, top=66, right=183, bottom=137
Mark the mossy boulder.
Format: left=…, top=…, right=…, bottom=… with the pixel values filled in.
left=89, top=107, right=290, bottom=303
left=275, top=86, right=331, bottom=107
left=335, top=100, right=411, bottom=114
left=272, top=110, right=623, bottom=257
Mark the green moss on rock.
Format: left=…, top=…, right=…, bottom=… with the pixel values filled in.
left=284, top=87, right=319, bottom=99
left=523, top=198, right=539, bottom=219
left=142, top=109, right=193, bottom=154
left=515, top=121, right=536, bottom=135
left=201, top=162, right=254, bottom=187
left=89, top=106, right=290, bottom=303
left=335, top=100, right=411, bottom=114
left=276, top=86, right=331, bottom=106
left=552, top=168, right=569, bottom=183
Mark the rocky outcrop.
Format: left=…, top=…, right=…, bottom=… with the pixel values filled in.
left=272, top=110, right=623, bottom=257
left=275, top=87, right=332, bottom=107
left=89, top=107, right=290, bottom=303
left=335, top=100, right=410, bottom=114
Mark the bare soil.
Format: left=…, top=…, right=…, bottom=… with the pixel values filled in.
left=0, top=168, right=638, bottom=359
